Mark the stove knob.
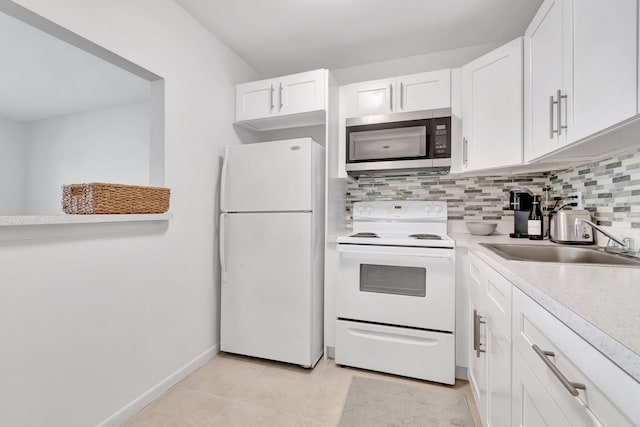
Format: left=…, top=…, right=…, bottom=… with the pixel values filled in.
left=366, top=206, right=373, bottom=214
left=434, top=205, right=443, bottom=214
left=357, top=205, right=364, bottom=213
left=424, top=206, right=433, bottom=214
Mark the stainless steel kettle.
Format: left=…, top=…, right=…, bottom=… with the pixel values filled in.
left=548, top=210, right=595, bottom=245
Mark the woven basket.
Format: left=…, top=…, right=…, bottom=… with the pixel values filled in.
left=62, top=183, right=170, bottom=214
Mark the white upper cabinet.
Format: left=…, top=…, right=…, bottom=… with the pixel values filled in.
left=344, top=78, right=395, bottom=117
left=236, top=79, right=277, bottom=121
left=342, top=70, right=452, bottom=119
left=397, top=69, right=451, bottom=113
left=564, top=0, right=638, bottom=143
left=524, top=0, right=566, bottom=161
left=462, top=38, right=523, bottom=172
left=525, top=0, right=638, bottom=162
left=277, top=69, right=326, bottom=116
left=235, top=69, right=326, bottom=129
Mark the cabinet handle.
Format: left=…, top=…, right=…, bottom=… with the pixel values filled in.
left=389, top=84, right=393, bottom=111
left=473, top=309, right=486, bottom=357
left=549, top=94, right=558, bottom=138
left=557, top=89, right=568, bottom=135
left=279, top=83, right=284, bottom=110
left=400, top=82, right=404, bottom=110
left=463, top=138, right=468, bottom=166
left=270, top=84, right=275, bottom=111
left=532, top=344, right=586, bottom=396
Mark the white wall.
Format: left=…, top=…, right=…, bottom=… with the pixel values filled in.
left=255, top=124, right=326, bottom=147
left=0, top=116, right=26, bottom=215
left=332, top=41, right=506, bottom=85
left=24, top=102, right=149, bottom=214
left=0, top=1, right=259, bottom=426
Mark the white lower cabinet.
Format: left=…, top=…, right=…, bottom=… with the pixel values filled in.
left=487, top=319, right=511, bottom=427
left=467, top=298, right=488, bottom=425
left=512, top=348, right=572, bottom=426
left=467, top=253, right=511, bottom=427
left=513, top=287, right=640, bottom=427
left=467, top=252, right=640, bottom=427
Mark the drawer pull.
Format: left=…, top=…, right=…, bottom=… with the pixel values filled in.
left=532, top=344, right=586, bottom=396
left=473, top=310, right=486, bottom=357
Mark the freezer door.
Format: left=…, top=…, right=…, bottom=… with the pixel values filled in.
left=221, top=138, right=315, bottom=212
left=220, top=212, right=313, bottom=365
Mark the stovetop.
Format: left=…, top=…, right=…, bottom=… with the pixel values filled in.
left=340, top=201, right=454, bottom=248
left=339, top=231, right=455, bottom=248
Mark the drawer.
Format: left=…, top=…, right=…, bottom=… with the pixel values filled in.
left=512, top=347, right=572, bottom=426
left=513, top=288, right=640, bottom=426
left=484, top=266, right=512, bottom=338
left=335, top=320, right=455, bottom=384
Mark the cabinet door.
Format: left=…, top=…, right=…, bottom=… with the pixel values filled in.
left=467, top=254, right=488, bottom=426
left=462, top=38, right=523, bottom=171
left=512, top=349, right=572, bottom=427
left=277, top=69, right=325, bottom=116
left=524, top=0, right=566, bottom=161
left=467, top=299, right=488, bottom=427
left=486, top=315, right=511, bottom=427
left=235, top=78, right=276, bottom=121
left=397, top=69, right=451, bottom=113
left=346, top=78, right=396, bottom=117
left=513, top=287, right=639, bottom=427
left=564, top=0, right=638, bottom=143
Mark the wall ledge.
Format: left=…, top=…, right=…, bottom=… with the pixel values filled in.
left=0, top=213, right=173, bottom=227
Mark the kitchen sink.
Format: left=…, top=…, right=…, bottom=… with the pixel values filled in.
left=479, top=243, right=640, bottom=266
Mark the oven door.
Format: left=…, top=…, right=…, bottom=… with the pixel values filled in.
left=337, top=244, right=455, bottom=331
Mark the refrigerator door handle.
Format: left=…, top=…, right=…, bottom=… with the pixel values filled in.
left=220, top=213, right=227, bottom=283
left=220, top=147, right=229, bottom=212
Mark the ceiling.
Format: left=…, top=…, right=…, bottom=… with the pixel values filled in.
left=0, top=11, right=150, bottom=123
left=175, top=0, right=543, bottom=77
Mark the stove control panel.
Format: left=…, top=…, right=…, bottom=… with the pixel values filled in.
left=353, top=201, right=447, bottom=220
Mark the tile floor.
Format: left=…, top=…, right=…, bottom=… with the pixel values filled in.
left=124, top=352, right=482, bottom=427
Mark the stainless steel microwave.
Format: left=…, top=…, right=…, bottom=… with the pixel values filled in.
left=345, top=109, right=451, bottom=175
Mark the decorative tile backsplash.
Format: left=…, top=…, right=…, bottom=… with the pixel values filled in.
left=346, top=174, right=549, bottom=223
left=549, top=148, right=640, bottom=228
left=346, top=148, right=640, bottom=228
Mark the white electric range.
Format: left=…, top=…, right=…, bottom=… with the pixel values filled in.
left=335, top=200, right=455, bottom=384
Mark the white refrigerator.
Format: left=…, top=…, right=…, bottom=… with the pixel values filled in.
left=219, top=138, right=325, bottom=367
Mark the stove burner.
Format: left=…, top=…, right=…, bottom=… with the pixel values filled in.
left=351, top=232, right=379, bottom=238
left=409, top=233, right=443, bottom=240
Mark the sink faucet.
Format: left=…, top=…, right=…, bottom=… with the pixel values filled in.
left=574, top=218, right=636, bottom=256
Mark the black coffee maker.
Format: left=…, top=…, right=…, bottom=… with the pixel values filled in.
left=509, top=188, right=533, bottom=238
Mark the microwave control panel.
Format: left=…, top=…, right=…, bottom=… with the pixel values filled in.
left=431, top=117, right=451, bottom=158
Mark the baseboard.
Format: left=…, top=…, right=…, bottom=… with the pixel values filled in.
left=455, top=366, right=468, bottom=381
left=97, top=344, right=218, bottom=427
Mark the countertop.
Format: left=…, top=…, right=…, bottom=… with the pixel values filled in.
left=451, top=232, right=640, bottom=383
